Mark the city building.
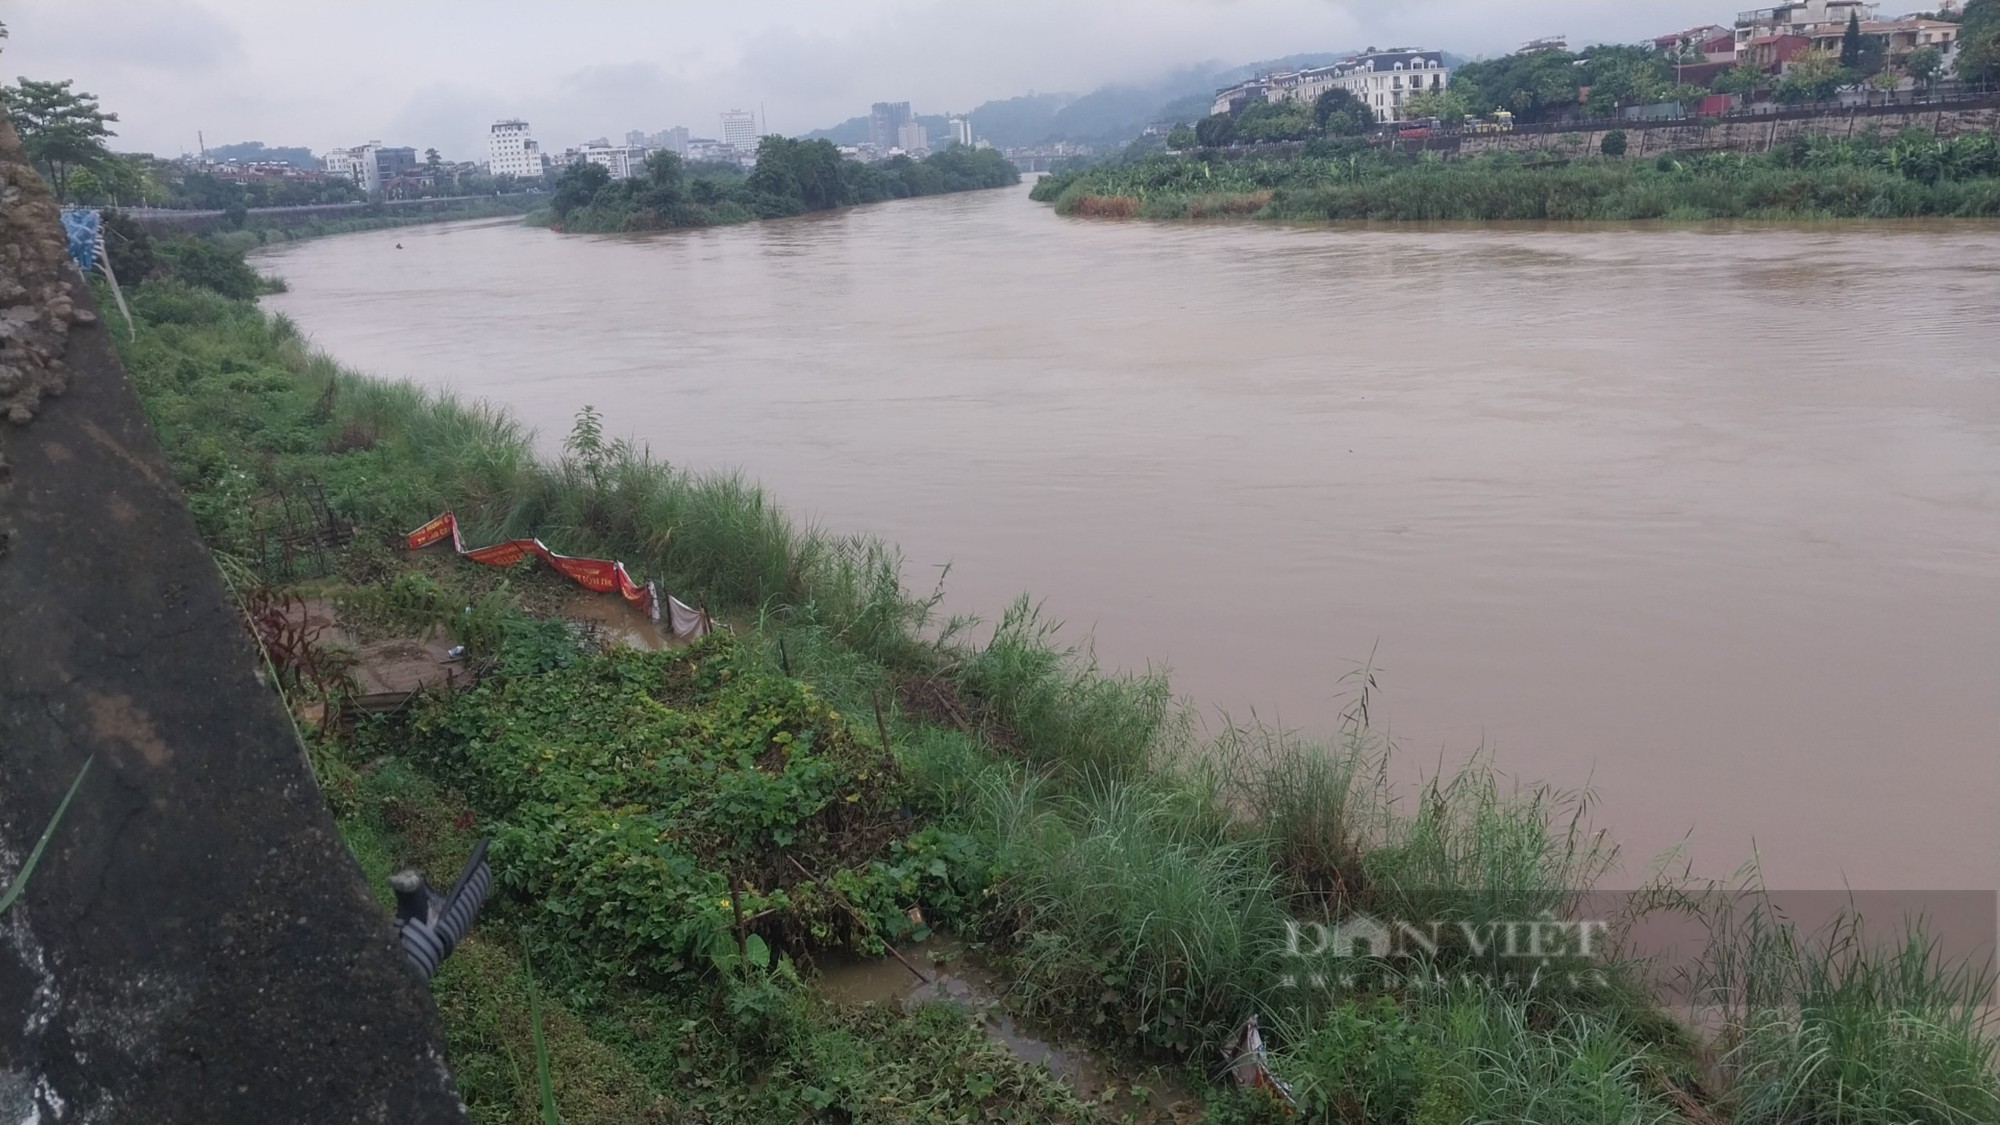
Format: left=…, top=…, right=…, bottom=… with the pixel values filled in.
left=656, top=126, right=690, bottom=155
left=683, top=137, right=732, bottom=163
left=487, top=119, right=543, bottom=179
left=869, top=101, right=912, bottom=150
left=322, top=142, right=417, bottom=193
left=720, top=109, right=759, bottom=150
left=1734, top=1, right=1876, bottom=53
left=1210, top=49, right=1450, bottom=124
left=948, top=116, right=973, bottom=147
left=897, top=121, right=929, bottom=154
left=1652, top=24, right=1740, bottom=62
left=1747, top=33, right=1814, bottom=73
left=580, top=143, right=647, bottom=180
left=321, top=145, right=368, bottom=183
left=1803, top=17, right=1962, bottom=68
left=1211, top=78, right=1272, bottom=117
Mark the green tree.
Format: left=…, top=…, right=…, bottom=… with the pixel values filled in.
left=1600, top=129, right=1628, bottom=156
left=1312, top=88, right=1375, bottom=135
left=1194, top=113, right=1237, bottom=147
left=549, top=159, right=610, bottom=220
left=1958, top=0, right=2000, bottom=83
left=1775, top=48, right=1848, bottom=102
left=1582, top=54, right=1671, bottom=115
left=1234, top=97, right=1316, bottom=143
left=1840, top=11, right=1865, bottom=69
left=0, top=77, right=119, bottom=202
left=1401, top=87, right=1471, bottom=125
left=64, top=153, right=153, bottom=206
left=1715, top=61, right=1766, bottom=96
left=1907, top=45, right=1946, bottom=89
left=424, top=147, right=442, bottom=173
left=1453, top=47, right=1585, bottom=123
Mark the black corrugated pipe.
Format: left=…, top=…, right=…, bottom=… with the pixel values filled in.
left=390, top=838, right=492, bottom=979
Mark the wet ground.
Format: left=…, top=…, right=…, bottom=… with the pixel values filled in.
left=814, top=937, right=1200, bottom=1122
left=560, top=591, right=673, bottom=651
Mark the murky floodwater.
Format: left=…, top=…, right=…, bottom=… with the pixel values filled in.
left=254, top=192, right=2000, bottom=892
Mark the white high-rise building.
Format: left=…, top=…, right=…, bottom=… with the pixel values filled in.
left=897, top=121, right=929, bottom=153
left=720, top=109, right=759, bottom=150
left=948, top=116, right=972, bottom=147
left=487, top=119, right=543, bottom=179
left=323, top=142, right=412, bottom=193
left=579, top=144, right=647, bottom=180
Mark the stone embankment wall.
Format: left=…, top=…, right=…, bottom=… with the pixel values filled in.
left=0, top=114, right=467, bottom=1122
left=0, top=128, right=92, bottom=424
left=1451, top=101, right=1999, bottom=159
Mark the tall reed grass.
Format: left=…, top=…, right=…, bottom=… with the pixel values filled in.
left=1689, top=886, right=2000, bottom=1123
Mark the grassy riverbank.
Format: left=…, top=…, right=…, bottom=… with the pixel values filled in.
left=1032, top=130, right=2000, bottom=221
left=103, top=240, right=1999, bottom=1123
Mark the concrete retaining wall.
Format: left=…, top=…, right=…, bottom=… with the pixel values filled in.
left=1451, top=101, right=2000, bottom=159
left=0, top=115, right=466, bottom=1123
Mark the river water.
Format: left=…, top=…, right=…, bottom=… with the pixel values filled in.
left=254, top=190, right=2000, bottom=893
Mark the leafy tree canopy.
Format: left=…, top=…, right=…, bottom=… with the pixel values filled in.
left=1775, top=48, right=1848, bottom=102
left=1959, top=0, right=2000, bottom=83
left=1401, top=87, right=1472, bottom=125
left=0, top=77, right=118, bottom=202
left=1313, top=88, right=1375, bottom=135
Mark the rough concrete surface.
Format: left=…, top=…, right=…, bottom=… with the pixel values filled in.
left=0, top=115, right=466, bottom=1122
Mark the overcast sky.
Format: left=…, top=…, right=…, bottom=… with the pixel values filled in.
left=7, top=1, right=1731, bottom=160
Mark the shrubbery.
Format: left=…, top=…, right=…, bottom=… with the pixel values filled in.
left=548, top=138, right=1019, bottom=233
left=1033, top=128, right=2000, bottom=222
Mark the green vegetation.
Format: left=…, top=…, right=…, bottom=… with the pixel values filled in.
left=1031, top=128, right=2000, bottom=222
left=99, top=223, right=1998, bottom=1123
left=1959, top=0, right=2000, bottom=85
left=0, top=76, right=117, bottom=202
left=547, top=136, right=1019, bottom=232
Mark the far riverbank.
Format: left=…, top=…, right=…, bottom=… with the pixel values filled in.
left=1034, top=127, right=2000, bottom=221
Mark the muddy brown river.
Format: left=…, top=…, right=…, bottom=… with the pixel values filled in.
left=254, top=191, right=1999, bottom=893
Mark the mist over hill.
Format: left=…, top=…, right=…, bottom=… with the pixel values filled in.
left=806, top=50, right=1359, bottom=149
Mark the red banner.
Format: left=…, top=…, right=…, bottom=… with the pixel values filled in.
left=404, top=511, right=657, bottom=621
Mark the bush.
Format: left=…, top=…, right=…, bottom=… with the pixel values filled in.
left=155, top=236, right=264, bottom=300
left=396, top=634, right=966, bottom=981
left=1601, top=130, right=1629, bottom=157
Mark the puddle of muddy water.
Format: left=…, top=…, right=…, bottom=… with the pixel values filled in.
left=814, top=938, right=1198, bottom=1121
left=561, top=593, right=672, bottom=651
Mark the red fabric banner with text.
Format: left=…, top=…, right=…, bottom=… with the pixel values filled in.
left=404, top=511, right=657, bottom=620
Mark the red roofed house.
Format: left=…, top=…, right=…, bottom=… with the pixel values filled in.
left=1654, top=24, right=1740, bottom=63
left=1748, top=34, right=1814, bottom=74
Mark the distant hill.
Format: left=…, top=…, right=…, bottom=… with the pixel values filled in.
left=805, top=51, right=1360, bottom=151
left=207, top=141, right=316, bottom=167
